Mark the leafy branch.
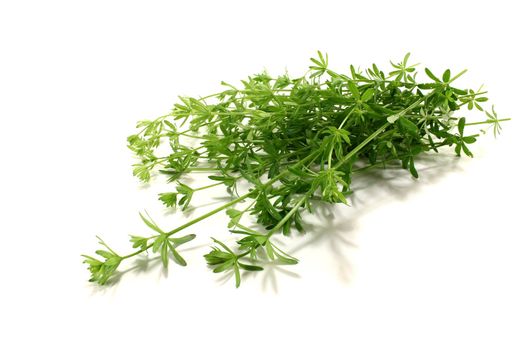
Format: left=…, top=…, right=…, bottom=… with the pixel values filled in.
left=83, top=52, right=509, bottom=287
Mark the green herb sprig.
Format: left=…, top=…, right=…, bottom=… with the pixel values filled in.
left=83, top=52, right=509, bottom=287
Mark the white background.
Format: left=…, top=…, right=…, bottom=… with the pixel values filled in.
left=1, top=1, right=524, bottom=349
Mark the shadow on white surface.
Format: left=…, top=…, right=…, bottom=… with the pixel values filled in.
left=88, top=153, right=464, bottom=294
left=259, top=263, right=301, bottom=293
left=206, top=254, right=302, bottom=291
left=280, top=153, right=463, bottom=285
left=87, top=256, right=162, bottom=295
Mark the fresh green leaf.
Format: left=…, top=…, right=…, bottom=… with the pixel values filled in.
left=158, top=192, right=178, bottom=208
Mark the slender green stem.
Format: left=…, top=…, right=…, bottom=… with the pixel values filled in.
left=338, top=107, right=354, bottom=129
left=193, top=182, right=223, bottom=192
left=122, top=193, right=251, bottom=260
left=327, top=145, right=334, bottom=169
left=265, top=192, right=312, bottom=238
left=185, top=167, right=220, bottom=172
left=121, top=150, right=322, bottom=260
left=334, top=95, right=429, bottom=169
left=165, top=195, right=251, bottom=237
left=333, top=122, right=390, bottom=169
left=261, top=108, right=421, bottom=239
left=126, top=95, right=429, bottom=261
left=235, top=223, right=261, bottom=236
left=236, top=250, right=251, bottom=259
left=465, top=118, right=511, bottom=126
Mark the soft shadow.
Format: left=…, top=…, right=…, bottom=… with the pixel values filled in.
left=205, top=260, right=301, bottom=291
left=259, top=262, right=301, bottom=293
left=88, top=255, right=162, bottom=295
left=289, top=203, right=357, bottom=283
left=215, top=270, right=234, bottom=286
left=282, top=153, right=463, bottom=285
left=90, top=153, right=463, bottom=292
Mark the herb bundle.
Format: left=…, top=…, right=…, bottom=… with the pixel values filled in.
left=83, top=52, right=508, bottom=287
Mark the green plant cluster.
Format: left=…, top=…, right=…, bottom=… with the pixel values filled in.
left=83, top=52, right=508, bottom=287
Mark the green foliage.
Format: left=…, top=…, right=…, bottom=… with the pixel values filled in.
left=485, top=105, right=503, bottom=137
left=226, top=208, right=243, bottom=228
left=454, top=117, right=476, bottom=157
left=309, top=50, right=329, bottom=78
left=129, top=235, right=149, bottom=250
left=84, top=52, right=509, bottom=288
left=158, top=192, right=178, bottom=208
left=82, top=236, right=122, bottom=285
left=175, top=183, right=194, bottom=211
left=152, top=233, right=195, bottom=267
left=314, top=169, right=349, bottom=204
left=204, top=238, right=263, bottom=288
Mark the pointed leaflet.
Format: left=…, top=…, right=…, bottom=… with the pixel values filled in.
left=139, top=212, right=164, bottom=234
left=403, top=52, right=411, bottom=66
left=170, top=234, right=196, bottom=248
left=234, top=263, right=241, bottom=288
left=442, top=69, right=451, bottom=83
left=168, top=242, right=187, bottom=266
left=425, top=68, right=441, bottom=82
left=347, top=80, right=360, bottom=99
left=158, top=192, right=178, bottom=208
left=161, top=241, right=169, bottom=268
left=238, top=262, right=263, bottom=271
left=398, top=117, right=419, bottom=137
left=226, top=208, right=243, bottom=228
left=458, top=117, right=466, bottom=135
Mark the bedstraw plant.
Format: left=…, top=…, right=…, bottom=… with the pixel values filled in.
left=83, top=52, right=508, bottom=287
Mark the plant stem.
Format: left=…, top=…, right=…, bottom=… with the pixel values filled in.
left=256, top=97, right=433, bottom=239
left=121, top=150, right=322, bottom=260
left=122, top=193, right=251, bottom=260
left=265, top=193, right=311, bottom=238
left=333, top=95, right=429, bottom=169
left=185, top=167, right=220, bottom=172
left=126, top=96, right=430, bottom=261
left=193, top=182, right=223, bottom=192
left=465, top=118, right=511, bottom=126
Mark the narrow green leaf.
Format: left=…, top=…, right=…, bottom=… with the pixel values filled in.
left=458, top=117, right=466, bottom=135
left=361, top=88, right=374, bottom=102
left=95, top=250, right=113, bottom=259
left=265, top=242, right=275, bottom=260
left=170, top=234, right=196, bottom=247
left=462, top=143, right=473, bottom=157
left=347, top=81, right=360, bottom=99
left=158, top=192, right=178, bottom=208
left=139, top=212, right=164, bottom=234
left=168, top=242, right=187, bottom=266
left=425, top=68, right=440, bottom=82
left=234, top=263, right=241, bottom=288
left=161, top=241, right=168, bottom=268
left=409, top=157, right=419, bottom=178
left=398, top=117, right=419, bottom=137
left=152, top=236, right=164, bottom=253
left=403, top=52, right=411, bottom=66
left=238, top=262, right=264, bottom=271
left=442, top=69, right=451, bottom=83
left=213, top=259, right=234, bottom=273
left=463, top=136, right=477, bottom=144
